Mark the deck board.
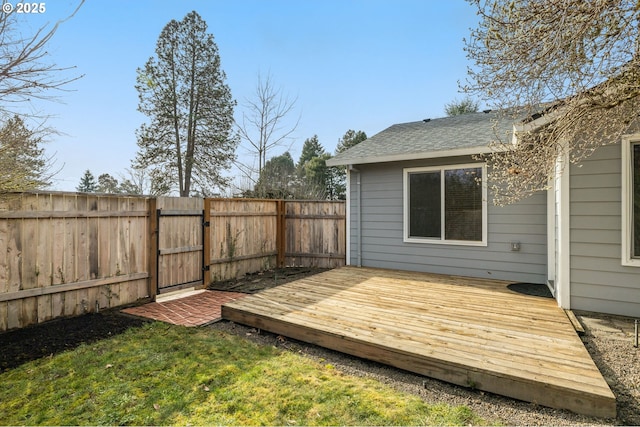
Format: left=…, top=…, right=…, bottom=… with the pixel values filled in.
left=222, top=266, right=616, bottom=418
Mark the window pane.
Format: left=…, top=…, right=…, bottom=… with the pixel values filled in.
left=444, top=167, right=482, bottom=241
left=633, top=143, right=640, bottom=257
left=409, top=172, right=441, bottom=238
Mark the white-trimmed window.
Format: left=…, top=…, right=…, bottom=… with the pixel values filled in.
left=403, top=164, right=487, bottom=246
left=622, top=135, right=640, bottom=266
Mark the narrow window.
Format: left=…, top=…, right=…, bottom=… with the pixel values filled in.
left=445, top=167, right=483, bottom=241
left=633, top=142, right=640, bottom=258
left=409, top=171, right=440, bottom=238
left=621, top=135, right=640, bottom=266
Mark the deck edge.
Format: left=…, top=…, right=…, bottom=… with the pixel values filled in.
left=222, top=304, right=616, bottom=419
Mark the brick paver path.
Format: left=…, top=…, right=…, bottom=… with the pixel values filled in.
left=122, top=290, right=247, bottom=327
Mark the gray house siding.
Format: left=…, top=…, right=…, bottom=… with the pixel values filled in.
left=569, top=142, right=640, bottom=316
left=349, top=157, right=547, bottom=284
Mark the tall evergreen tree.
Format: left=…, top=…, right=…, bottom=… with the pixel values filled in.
left=254, top=151, right=296, bottom=198
left=333, top=129, right=367, bottom=199
left=297, top=135, right=325, bottom=174
left=336, top=130, right=367, bottom=154
left=303, top=153, right=332, bottom=198
left=0, top=115, right=52, bottom=193
left=77, top=169, right=97, bottom=193
left=134, top=11, right=238, bottom=196
left=294, top=135, right=334, bottom=199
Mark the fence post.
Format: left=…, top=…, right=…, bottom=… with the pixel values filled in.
left=276, top=200, right=286, bottom=268
left=203, top=198, right=211, bottom=286
left=147, top=197, right=158, bottom=300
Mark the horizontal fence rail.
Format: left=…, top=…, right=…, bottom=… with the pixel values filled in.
left=0, top=192, right=345, bottom=332
left=0, top=193, right=151, bottom=332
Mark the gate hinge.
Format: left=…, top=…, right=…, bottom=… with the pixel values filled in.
left=203, top=265, right=210, bottom=271
left=202, top=221, right=210, bottom=227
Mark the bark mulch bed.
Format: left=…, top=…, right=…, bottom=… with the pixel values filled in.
left=0, top=310, right=147, bottom=373
left=207, top=266, right=330, bottom=293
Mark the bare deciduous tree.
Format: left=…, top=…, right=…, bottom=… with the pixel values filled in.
left=0, top=1, right=83, bottom=196
left=464, top=0, right=640, bottom=205
left=0, top=1, right=84, bottom=117
left=118, top=166, right=171, bottom=196
left=236, top=72, right=299, bottom=186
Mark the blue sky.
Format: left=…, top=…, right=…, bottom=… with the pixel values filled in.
left=15, top=0, right=480, bottom=192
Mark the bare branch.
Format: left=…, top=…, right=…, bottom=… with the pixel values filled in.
left=464, top=0, right=640, bottom=205
left=236, top=71, right=300, bottom=183
left=0, top=1, right=85, bottom=116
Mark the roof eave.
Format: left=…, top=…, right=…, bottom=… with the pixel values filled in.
left=326, top=146, right=492, bottom=167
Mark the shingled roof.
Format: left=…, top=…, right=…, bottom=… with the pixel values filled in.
left=327, top=110, right=514, bottom=166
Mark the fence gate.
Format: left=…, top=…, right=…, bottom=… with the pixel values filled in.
left=156, top=203, right=205, bottom=294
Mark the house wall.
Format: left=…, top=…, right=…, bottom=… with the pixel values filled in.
left=569, top=142, right=640, bottom=316
left=348, top=157, right=547, bottom=284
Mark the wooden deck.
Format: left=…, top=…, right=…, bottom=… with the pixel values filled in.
left=222, top=266, right=616, bottom=418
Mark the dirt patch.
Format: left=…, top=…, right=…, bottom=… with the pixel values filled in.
left=207, top=267, right=330, bottom=293
left=0, top=310, right=147, bottom=373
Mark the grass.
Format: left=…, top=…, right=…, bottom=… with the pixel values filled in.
left=0, top=322, right=487, bottom=426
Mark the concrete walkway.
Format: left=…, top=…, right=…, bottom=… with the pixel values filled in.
left=122, top=290, right=246, bottom=327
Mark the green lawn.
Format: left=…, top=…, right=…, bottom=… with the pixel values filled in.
left=0, top=321, right=487, bottom=425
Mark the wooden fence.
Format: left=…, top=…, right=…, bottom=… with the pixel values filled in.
left=205, top=198, right=280, bottom=284
left=0, top=192, right=151, bottom=332
left=203, top=199, right=346, bottom=283
left=285, top=200, right=346, bottom=268
left=0, top=192, right=345, bottom=332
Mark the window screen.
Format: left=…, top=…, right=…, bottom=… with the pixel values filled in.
left=445, top=168, right=482, bottom=241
